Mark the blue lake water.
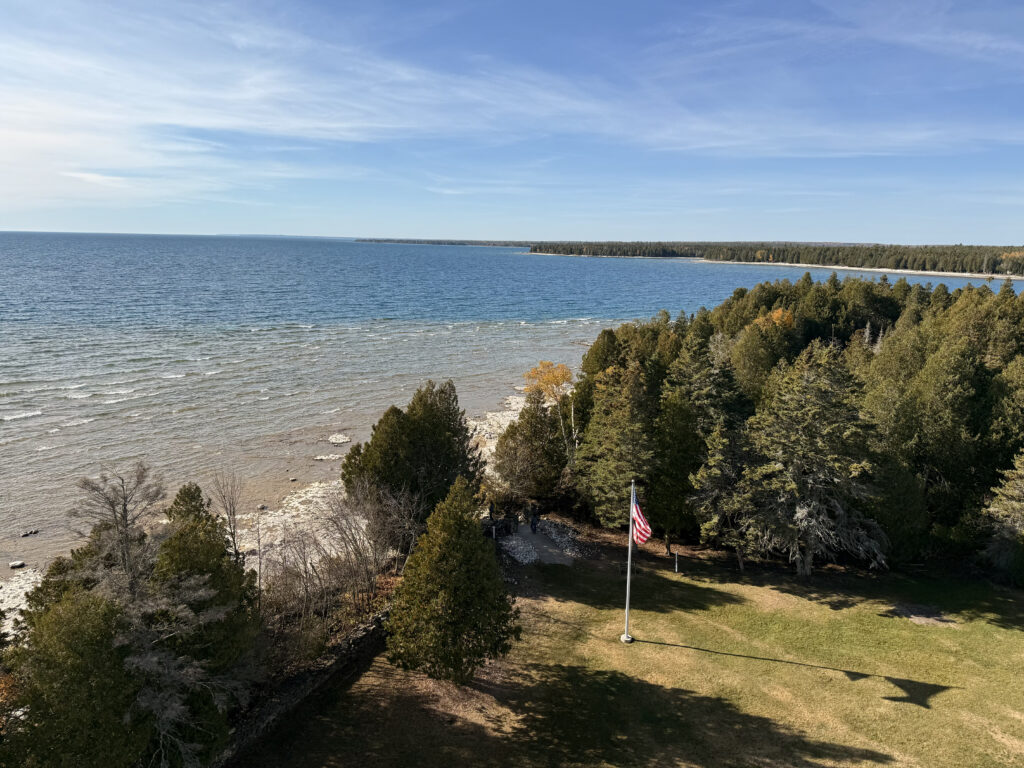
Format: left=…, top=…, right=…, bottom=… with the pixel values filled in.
left=0, top=232, right=1016, bottom=565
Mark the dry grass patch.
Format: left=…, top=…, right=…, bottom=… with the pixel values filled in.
left=241, top=545, right=1024, bottom=768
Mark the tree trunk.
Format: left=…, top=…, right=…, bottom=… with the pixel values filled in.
left=664, top=532, right=672, bottom=557
left=796, top=548, right=814, bottom=578
left=735, top=545, right=744, bottom=573
left=556, top=402, right=572, bottom=463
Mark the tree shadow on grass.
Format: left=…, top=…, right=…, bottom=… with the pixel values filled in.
left=235, top=660, right=524, bottom=768
left=530, top=560, right=746, bottom=614
left=673, top=553, right=1024, bottom=631
left=240, top=658, right=897, bottom=768
left=477, top=663, right=895, bottom=767
left=633, top=639, right=957, bottom=709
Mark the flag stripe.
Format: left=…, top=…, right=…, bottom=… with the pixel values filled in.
left=630, top=488, right=651, bottom=544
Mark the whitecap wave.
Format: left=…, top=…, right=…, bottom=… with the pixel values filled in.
left=2, top=410, right=42, bottom=421
left=103, top=393, right=148, bottom=404
left=66, top=392, right=92, bottom=399
left=61, top=417, right=96, bottom=427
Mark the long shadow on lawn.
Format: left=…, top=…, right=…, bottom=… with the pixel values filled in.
left=534, top=560, right=747, bottom=614
left=634, top=639, right=957, bottom=709
left=477, top=663, right=894, bottom=767
left=236, top=661, right=521, bottom=768
left=676, top=553, right=1024, bottom=631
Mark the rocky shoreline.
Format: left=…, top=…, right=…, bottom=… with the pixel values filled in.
left=0, top=393, right=525, bottom=635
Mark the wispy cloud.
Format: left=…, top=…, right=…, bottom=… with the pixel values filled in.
left=2, top=0, right=1024, bottom=234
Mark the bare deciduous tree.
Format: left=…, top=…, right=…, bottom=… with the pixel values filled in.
left=320, top=483, right=392, bottom=613
left=210, top=469, right=246, bottom=562
left=70, top=462, right=165, bottom=595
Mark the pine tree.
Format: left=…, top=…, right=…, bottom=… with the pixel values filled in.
left=385, top=478, right=520, bottom=683
left=575, top=364, right=654, bottom=527
left=740, top=342, right=886, bottom=576
left=983, top=451, right=1024, bottom=584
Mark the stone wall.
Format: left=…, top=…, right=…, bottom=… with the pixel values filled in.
left=215, top=612, right=387, bottom=767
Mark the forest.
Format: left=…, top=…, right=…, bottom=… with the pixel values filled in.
left=5, top=275, right=1024, bottom=767
left=493, top=273, right=1024, bottom=579
left=529, top=241, right=1024, bottom=275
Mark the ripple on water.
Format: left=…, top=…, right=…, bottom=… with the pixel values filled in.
left=1, top=410, right=42, bottom=421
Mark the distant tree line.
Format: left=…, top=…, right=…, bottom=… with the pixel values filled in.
left=493, top=274, right=1024, bottom=579
left=529, top=241, right=1024, bottom=275
left=357, top=238, right=536, bottom=247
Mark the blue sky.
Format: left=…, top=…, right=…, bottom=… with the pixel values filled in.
left=2, top=0, right=1023, bottom=242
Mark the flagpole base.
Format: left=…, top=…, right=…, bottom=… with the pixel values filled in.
left=620, top=633, right=634, bottom=644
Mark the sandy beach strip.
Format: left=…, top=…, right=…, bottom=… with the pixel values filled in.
left=690, top=258, right=1022, bottom=282
left=529, top=250, right=1021, bottom=282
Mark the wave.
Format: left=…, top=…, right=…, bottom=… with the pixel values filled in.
left=61, top=417, right=96, bottom=427
left=66, top=392, right=92, bottom=399
left=102, top=388, right=135, bottom=395
left=103, top=393, right=149, bottom=404
left=160, top=373, right=185, bottom=379
left=2, top=410, right=42, bottom=421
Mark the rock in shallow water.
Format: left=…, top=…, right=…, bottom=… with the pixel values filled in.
left=9, top=561, right=26, bottom=569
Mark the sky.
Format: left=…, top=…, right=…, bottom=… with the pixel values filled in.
left=2, top=0, right=1023, bottom=243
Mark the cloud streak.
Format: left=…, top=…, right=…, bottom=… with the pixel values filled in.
left=1, top=0, right=1023, bottom=235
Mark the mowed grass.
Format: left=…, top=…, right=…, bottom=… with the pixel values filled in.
left=242, top=545, right=1024, bottom=768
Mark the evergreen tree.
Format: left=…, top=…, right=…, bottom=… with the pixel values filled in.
left=983, top=451, right=1024, bottom=584
left=385, top=478, right=520, bottom=684
left=343, top=380, right=482, bottom=518
left=493, top=391, right=565, bottom=501
left=646, top=384, right=701, bottom=550
left=740, top=343, right=886, bottom=576
left=2, top=590, right=148, bottom=768
left=729, top=310, right=797, bottom=401
left=575, top=364, right=654, bottom=527
left=153, top=483, right=258, bottom=671
left=690, top=424, right=749, bottom=571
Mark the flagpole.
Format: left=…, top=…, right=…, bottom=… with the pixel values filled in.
left=621, top=479, right=635, bottom=644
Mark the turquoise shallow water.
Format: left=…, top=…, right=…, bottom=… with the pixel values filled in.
left=0, top=232, right=1016, bottom=565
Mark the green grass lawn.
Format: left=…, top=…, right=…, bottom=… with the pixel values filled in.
left=241, top=542, right=1024, bottom=767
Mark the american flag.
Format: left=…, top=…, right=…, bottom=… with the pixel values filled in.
left=630, top=485, right=651, bottom=545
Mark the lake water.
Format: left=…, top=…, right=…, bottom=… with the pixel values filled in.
left=0, top=232, right=1016, bottom=570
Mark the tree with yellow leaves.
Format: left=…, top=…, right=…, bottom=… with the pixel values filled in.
left=524, top=361, right=576, bottom=462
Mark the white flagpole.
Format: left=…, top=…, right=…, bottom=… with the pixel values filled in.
left=621, top=479, right=635, bottom=644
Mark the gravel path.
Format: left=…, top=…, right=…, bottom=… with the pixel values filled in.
left=514, top=527, right=574, bottom=566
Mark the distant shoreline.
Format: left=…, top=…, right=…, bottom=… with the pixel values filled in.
left=529, top=251, right=1019, bottom=282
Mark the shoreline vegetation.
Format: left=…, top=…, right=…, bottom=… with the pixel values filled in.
left=532, top=240, right=1024, bottom=276
left=0, top=395, right=527, bottom=636
left=357, top=237, right=1024, bottom=278
left=5, top=275, right=1024, bottom=767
